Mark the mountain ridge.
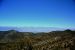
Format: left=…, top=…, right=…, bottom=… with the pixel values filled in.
left=0, top=26, right=65, bottom=32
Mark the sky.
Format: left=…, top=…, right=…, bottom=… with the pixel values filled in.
left=0, top=0, right=75, bottom=28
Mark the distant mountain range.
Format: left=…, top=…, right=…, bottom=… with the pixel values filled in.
left=0, top=26, right=66, bottom=32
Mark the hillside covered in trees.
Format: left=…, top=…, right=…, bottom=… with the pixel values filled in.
left=0, top=29, right=75, bottom=50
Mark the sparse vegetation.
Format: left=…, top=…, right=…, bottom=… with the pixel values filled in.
left=0, top=29, right=75, bottom=50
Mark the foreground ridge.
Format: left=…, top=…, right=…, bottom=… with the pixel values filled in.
left=0, top=29, right=75, bottom=50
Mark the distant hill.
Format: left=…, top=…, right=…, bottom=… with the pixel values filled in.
left=0, top=26, right=65, bottom=32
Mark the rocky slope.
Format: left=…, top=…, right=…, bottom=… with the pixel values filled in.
left=0, top=29, right=75, bottom=50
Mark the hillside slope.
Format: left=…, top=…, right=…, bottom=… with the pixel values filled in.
left=0, top=29, right=75, bottom=50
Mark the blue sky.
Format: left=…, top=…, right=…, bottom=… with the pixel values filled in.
left=0, top=0, right=75, bottom=28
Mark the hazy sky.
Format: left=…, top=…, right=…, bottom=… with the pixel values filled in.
left=0, top=0, right=75, bottom=28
